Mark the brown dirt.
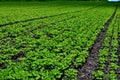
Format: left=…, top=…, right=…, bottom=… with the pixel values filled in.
left=77, top=6, right=117, bottom=80
left=11, top=51, right=25, bottom=62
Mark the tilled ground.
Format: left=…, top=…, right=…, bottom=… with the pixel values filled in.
left=77, top=6, right=117, bottom=80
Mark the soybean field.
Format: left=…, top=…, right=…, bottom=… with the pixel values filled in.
left=0, top=1, right=120, bottom=80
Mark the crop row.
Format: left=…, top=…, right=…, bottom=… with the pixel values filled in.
left=0, top=5, right=104, bottom=40
left=0, top=6, right=115, bottom=62
left=93, top=7, right=120, bottom=80
left=0, top=1, right=106, bottom=25
left=0, top=5, right=116, bottom=80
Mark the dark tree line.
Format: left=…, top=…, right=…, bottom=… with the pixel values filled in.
left=0, top=0, right=106, bottom=1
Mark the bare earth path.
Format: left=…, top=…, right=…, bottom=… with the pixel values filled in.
left=77, top=6, right=117, bottom=80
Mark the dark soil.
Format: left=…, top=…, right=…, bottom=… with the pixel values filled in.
left=11, top=51, right=25, bottom=62
left=77, top=6, right=117, bottom=80
left=0, top=63, right=7, bottom=69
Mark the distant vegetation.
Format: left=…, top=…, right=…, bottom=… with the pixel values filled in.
left=0, top=0, right=107, bottom=1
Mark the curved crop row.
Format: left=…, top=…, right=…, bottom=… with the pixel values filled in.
left=0, top=1, right=105, bottom=25
left=93, top=8, right=120, bottom=80
left=0, top=5, right=115, bottom=80
left=0, top=2, right=117, bottom=80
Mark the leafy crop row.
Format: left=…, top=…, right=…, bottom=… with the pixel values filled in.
left=0, top=2, right=116, bottom=80
left=93, top=9, right=120, bottom=80
left=0, top=1, right=105, bottom=24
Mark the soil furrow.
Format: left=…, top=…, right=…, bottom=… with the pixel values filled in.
left=77, top=6, right=117, bottom=80
left=0, top=5, right=102, bottom=27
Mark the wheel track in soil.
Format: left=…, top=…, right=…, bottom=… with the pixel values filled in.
left=77, top=6, right=117, bottom=80
left=0, top=3, right=112, bottom=72
left=0, top=5, right=104, bottom=70
left=0, top=3, right=108, bottom=74
left=0, top=4, right=116, bottom=80
left=0, top=4, right=104, bottom=27
left=0, top=13, right=99, bottom=69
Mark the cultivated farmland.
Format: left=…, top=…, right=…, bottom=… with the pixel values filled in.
left=0, top=1, right=120, bottom=80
